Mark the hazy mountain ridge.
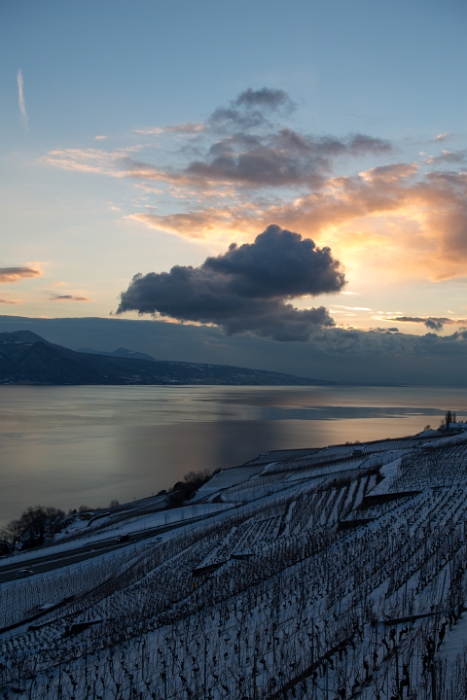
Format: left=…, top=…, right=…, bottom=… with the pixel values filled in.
left=0, top=331, right=335, bottom=386
left=77, top=347, right=157, bottom=362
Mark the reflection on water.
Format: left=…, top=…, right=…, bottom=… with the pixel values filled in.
left=0, top=385, right=465, bottom=526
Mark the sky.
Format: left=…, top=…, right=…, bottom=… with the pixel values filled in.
left=1, top=0, right=467, bottom=380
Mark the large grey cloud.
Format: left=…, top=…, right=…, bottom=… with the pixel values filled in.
left=182, top=129, right=391, bottom=188
left=124, top=87, right=392, bottom=189
left=116, top=225, right=345, bottom=341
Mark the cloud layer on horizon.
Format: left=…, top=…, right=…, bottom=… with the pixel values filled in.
left=117, top=225, right=345, bottom=341
left=2, top=314, right=467, bottom=387
left=389, top=316, right=467, bottom=332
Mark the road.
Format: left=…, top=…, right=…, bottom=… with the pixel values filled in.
left=0, top=510, right=226, bottom=584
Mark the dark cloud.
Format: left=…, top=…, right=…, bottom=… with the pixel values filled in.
left=393, top=316, right=467, bottom=332
left=0, top=267, right=42, bottom=283
left=199, top=90, right=391, bottom=186
left=117, top=225, right=345, bottom=341
left=426, top=150, right=467, bottom=166
left=182, top=129, right=391, bottom=188
left=424, top=318, right=447, bottom=331
left=209, top=107, right=266, bottom=131
left=233, top=88, right=295, bottom=112
left=50, top=295, right=90, bottom=302
left=203, top=226, right=344, bottom=297
left=347, top=134, right=393, bottom=156
left=372, top=327, right=400, bottom=333
left=209, top=88, right=295, bottom=131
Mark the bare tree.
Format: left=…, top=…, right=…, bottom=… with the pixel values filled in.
left=0, top=505, right=64, bottom=547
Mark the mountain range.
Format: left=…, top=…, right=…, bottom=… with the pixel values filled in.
left=0, top=331, right=335, bottom=386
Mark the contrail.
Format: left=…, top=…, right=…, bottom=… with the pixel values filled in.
left=17, top=69, right=29, bottom=130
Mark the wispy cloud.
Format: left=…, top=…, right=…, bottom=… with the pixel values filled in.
left=0, top=266, right=42, bottom=283
left=42, top=147, right=145, bottom=178
left=425, top=149, right=467, bottom=166
left=433, top=133, right=450, bottom=142
left=17, top=69, right=28, bottom=131
left=134, top=122, right=205, bottom=135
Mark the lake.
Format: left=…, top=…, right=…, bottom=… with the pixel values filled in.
left=0, top=384, right=465, bottom=526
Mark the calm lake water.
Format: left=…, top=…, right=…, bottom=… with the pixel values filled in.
left=0, top=384, right=466, bottom=526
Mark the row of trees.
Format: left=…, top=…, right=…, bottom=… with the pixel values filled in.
left=169, top=469, right=217, bottom=505
left=0, top=505, right=65, bottom=549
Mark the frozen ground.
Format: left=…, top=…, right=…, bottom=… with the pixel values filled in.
left=2, top=429, right=467, bottom=699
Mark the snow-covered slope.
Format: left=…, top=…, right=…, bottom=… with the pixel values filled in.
left=2, top=431, right=467, bottom=699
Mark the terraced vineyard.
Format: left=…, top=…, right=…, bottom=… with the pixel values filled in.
left=2, top=431, right=467, bottom=698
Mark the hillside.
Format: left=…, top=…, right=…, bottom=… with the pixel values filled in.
left=77, top=346, right=158, bottom=362
left=2, top=429, right=467, bottom=698
left=0, top=331, right=334, bottom=386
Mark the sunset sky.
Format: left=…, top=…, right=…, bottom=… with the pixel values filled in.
left=1, top=0, right=467, bottom=367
